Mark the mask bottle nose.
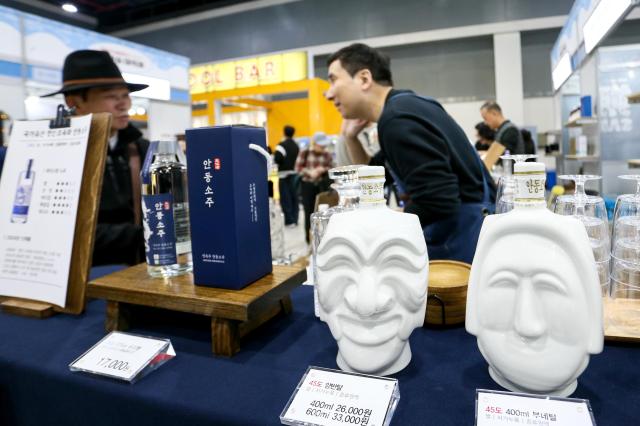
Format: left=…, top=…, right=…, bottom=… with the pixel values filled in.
left=513, top=278, right=546, bottom=340
left=344, top=266, right=392, bottom=317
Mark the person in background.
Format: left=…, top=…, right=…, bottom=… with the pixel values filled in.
left=42, top=50, right=149, bottom=266
left=480, top=101, right=524, bottom=155
left=474, top=122, right=495, bottom=152
left=274, top=125, right=300, bottom=226
left=295, top=132, right=334, bottom=244
left=325, top=43, right=495, bottom=263
left=521, top=128, right=537, bottom=156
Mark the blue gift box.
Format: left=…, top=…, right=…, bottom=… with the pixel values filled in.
left=185, top=125, right=272, bottom=289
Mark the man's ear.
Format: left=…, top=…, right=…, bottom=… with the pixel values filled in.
left=357, top=69, right=373, bottom=90
left=64, top=94, right=78, bottom=109
left=64, top=94, right=86, bottom=113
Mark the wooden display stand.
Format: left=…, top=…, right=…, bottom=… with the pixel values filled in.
left=604, top=298, right=640, bottom=343
left=0, top=112, right=111, bottom=317
left=87, top=262, right=306, bottom=356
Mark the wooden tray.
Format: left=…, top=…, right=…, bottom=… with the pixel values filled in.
left=88, top=262, right=306, bottom=356
left=424, top=260, right=470, bottom=326
left=604, top=298, right=640, bottom=342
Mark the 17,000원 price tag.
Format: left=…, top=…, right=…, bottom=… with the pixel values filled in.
left=280, top=366, right=399, bottom=426
left=69, top=331, right=175, bottom=382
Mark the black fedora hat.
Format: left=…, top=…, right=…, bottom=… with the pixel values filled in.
left=42, top=50, right=148, bottom=97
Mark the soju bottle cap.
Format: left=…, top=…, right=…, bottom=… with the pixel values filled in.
left=357, top=166, right=385, bottom=180
left=514, top=162, right=545, bottom=175
left=329, top=165, right=363, bottom=183
left=157, top=140, right=176, bottom=154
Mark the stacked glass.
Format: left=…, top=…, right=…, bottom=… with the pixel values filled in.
left=610, top=175, right=640, bottom=336
left=495, top=154, right=537, bottom=213
left=553, top=175, right=610, bottom=296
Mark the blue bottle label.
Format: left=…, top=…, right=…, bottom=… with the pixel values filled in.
left=12, top=205, right=29, bottom=215
left=142, top=193, right=177, bottom=266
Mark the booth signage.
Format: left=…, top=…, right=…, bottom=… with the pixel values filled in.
left=280, top=367, right=399, bottom=426
left=476, top=389, right=595, bottom=426
left=190, top=51, right=307, bottom=94
left=235, top=58, right=260, bottom=88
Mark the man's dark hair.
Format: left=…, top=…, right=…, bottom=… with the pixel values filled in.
left=284, top=125, right=295, bottom=138
left=475, top=122, right=495, bottom=141
left=327, top=43, right=393, bottom=86
left=481, top=101, right=502, bottom=114
left=65, top=89, right=90, bottom=101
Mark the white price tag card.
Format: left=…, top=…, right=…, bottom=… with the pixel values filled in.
left=69, top=331, right=175, bottom=382
left=476, top=389, right=596, bottom=426
left=280, top=366, right=399, bottom=426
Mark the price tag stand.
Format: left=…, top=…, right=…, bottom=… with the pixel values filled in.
left=475, top=389, right=596, bottom=426
left=69, top=331, right=175, bottom=383
left=0, top=108, right=111, bottom=317
left=280, top=366, right=400, bottom=426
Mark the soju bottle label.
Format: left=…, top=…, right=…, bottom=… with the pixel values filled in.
left=514, top=163, right=546, bottom=204
left=142, top=193, right=177, bottom=266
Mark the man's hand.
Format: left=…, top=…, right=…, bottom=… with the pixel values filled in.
left=341, top=119, right=369, bottom=140
left=340, top=119, right=372, bottom=164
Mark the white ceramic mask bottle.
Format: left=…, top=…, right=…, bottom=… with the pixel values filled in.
left=316, top=166, right=429, bottom=376
left=466, top=161, right=603, bottom=397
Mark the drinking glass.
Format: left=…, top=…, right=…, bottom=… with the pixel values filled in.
left=495, top=154, right=537, bottom=213
left=609, top=175, right=640, bottom=336
left=554, top=175, right=610, bottom=297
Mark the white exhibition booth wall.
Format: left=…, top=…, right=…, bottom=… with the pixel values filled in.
left=0, top=5, right=191, bottom=142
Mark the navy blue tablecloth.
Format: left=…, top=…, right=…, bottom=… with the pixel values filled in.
left=1, top=280, right=638, bottom=425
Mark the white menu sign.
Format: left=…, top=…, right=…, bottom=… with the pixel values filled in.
left=476, top=389, right=595, bottom=426
left=281, top=367, right=399, bottom=426
left=0, top=115, right=91, bottom=307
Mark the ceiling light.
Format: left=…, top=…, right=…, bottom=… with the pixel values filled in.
left=62, top=3, right=78, bottom=13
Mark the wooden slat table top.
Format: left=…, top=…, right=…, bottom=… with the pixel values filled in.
left=604, top=298, right=640, bottom=343
left=88, top=263, right=306, bottom=321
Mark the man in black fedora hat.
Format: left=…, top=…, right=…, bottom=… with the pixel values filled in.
left=43, top=49, right=149, bottom=266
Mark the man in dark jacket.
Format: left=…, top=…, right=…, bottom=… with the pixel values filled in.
left=274, top=125, right=300, bottom=226
left=43, top=50, right=149, bottom=265
left=325, top=43, right=495, bottom=263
